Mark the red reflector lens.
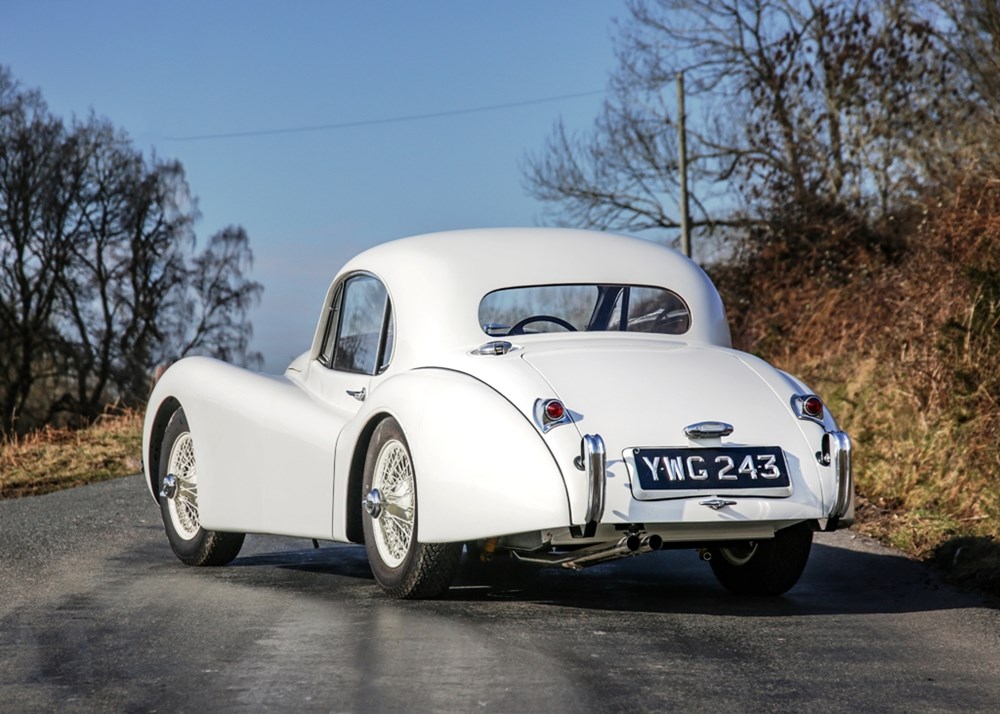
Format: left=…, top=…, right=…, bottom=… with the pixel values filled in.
left=803, top=396, right=824, bottom=418
left=544, top=399, right=565, bottom=421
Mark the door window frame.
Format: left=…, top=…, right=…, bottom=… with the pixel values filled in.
left=317, top=272, right=394, bottom=375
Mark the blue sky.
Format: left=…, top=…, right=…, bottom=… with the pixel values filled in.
left=2, top=1, right=626, bottom=371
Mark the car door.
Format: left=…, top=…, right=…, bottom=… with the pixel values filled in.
left=262, top=273, right=394, bottom=538
left=310, top=272, right=394, bottom=408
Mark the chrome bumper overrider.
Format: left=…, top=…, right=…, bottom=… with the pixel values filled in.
left=827, top=430, right=853, bottom=524
left=582, top=434, right=606, bottom=526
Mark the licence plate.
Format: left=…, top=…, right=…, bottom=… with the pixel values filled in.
left=629, top=446, right=790, bottom=494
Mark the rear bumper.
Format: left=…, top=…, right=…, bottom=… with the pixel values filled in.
left=575, top=428, right=853, bottom=532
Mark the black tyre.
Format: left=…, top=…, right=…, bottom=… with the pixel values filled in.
left=361, top=417, right=461, bottom=599
left=708, top=522, right=813, bottom=596
left=158, top=408, right=245, bottom=566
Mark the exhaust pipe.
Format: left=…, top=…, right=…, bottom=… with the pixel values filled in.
left=559, top=535, right=640, bottom=570
left=512, top=532, right=664, bottom=571
left=698, top=548, right=713, bottom=561
left=640, top=534, right=663, bottom=554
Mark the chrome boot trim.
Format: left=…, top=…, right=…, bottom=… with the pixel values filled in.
left=700, top=498, right=737, bottom=511
left=684, top=421, right=734, bottom=439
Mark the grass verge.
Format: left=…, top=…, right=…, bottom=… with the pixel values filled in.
left=0, top=408, right=143, bottom=499
left=712, top=182, right=1000, bottom=602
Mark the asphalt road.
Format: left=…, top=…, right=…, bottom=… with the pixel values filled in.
left=1, top=474, right=998, bottom=713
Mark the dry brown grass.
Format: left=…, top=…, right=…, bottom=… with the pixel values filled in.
left=0, top=407, right=143, bottom=499
left=715, top=180, right=1000, bottom=594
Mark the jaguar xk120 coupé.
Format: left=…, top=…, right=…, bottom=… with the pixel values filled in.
left=143, top=228, right=852, bottom=598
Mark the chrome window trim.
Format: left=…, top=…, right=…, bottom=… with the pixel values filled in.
left=320, top=271, right=395, bottom=376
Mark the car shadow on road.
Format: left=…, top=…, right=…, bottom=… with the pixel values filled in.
left=223, top=537, right=994, bottom=616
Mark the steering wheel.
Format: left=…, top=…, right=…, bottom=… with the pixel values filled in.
left=508, top=315, right=578, bottom=335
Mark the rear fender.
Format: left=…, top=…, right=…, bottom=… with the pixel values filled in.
left=736, top=352, right=853, bottom=523
left=335, top=368, right=572, bottom=543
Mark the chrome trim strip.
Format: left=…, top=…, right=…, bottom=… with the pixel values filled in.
left=829, top=430, right=852, bottom=518
left=583, top=434, right=607, bottom=524
left=684, top=421, right=734, bottom=439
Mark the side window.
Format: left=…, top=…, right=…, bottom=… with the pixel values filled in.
left=318, top=275, right=393, bottom=375
left=318, top=285, right=344, bottom=366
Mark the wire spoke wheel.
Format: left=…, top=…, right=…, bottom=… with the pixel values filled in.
left=157, top=407, right=244, bottom=567
left=361, top=417, right=461, bottom=599
left=370, top=439, right=415, bottom=568
left=166, top=432, right=201, bottom=540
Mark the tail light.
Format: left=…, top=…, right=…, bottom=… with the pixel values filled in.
left=535, top=398, right=571, bottom=432
left=794, top=394, right=826, bottom=423
left=802, top=396, right=824, bottom=418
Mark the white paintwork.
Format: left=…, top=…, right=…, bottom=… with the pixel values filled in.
left=309, top=228, right=732, bottom=367
left=143, top=228, right=851, bottom=552
left=336, top=369, right=572, bottom=542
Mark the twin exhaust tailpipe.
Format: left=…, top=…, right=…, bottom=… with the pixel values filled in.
left=512, top=533, right=664, bottom=571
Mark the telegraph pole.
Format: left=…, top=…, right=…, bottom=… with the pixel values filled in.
left=677, top=72, right=691, bottom=258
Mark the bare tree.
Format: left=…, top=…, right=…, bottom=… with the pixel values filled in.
left=166, top=224, right=263, bottom=368
left=50, top=119, right=194, bottom=422
left=0, top=67, right=263, bottom=433
left=0, top=68, right=85, bottom=431
left=524, top=0, right=972, bottom=250
left=932, top=0, right=1000, bottom=178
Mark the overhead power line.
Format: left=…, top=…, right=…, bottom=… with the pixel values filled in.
left=165, top=89, right=606, bottom=142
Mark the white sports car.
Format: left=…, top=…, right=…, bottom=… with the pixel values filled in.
left=143, top=228, right=852, bottom=598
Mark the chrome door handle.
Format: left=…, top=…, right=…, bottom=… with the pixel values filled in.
left=346, top=387, right=366, bottom=401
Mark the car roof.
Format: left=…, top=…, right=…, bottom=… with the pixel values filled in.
left=313, top=228, right=731, bottom=366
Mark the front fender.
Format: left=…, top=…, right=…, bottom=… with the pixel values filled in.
left=144, top=356, right=341, bottom=538
left=335, top=368, right=572, bottom=543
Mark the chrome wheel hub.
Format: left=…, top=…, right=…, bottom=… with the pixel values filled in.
left=160, top=473, right=178, bottom=500
left=363, top=488, right=383, bottom=519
